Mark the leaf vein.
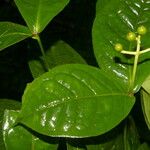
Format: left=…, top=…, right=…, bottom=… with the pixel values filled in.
left=35, top=93, right=131, bottom=112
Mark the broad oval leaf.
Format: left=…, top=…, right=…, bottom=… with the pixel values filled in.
left=15, top=0, right=69, bottom=33
left=93, top=0, right=150, bottom=92
left=29, top=40, right=87, bottom=78
left=17, top=64, right=135, bottom=137
left=0, top=22, right=31, bottom=51
left=0, top=99, right=21, bottom=150
left=3, top=110, right=58, bottom=150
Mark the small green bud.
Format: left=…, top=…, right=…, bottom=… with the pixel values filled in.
left=126, top=32, right=136, bottom=41
left=137, top=25, right=147, bottom=35
left=115, top=43, right=123, bottom=52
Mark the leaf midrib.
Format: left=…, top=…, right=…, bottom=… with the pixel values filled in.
left=0, top=32, right=31, bottom=38
left=18, top=93, right=134, bottom=126
left=32, top=93, right=133, bottom=112
left=35, top=0, right=41, bottom=32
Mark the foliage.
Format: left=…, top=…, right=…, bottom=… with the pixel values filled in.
left=92, top=0, right=150, bottom=92
left=3, top=110, right=58, bottom=150
left=141, top=75, right=150, bottom=129
left=0, top=99, right=21, bottom=150
left=0, top=0, right=150, bottom=149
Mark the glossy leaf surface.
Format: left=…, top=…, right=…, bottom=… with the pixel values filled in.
left=0, top=99, right=21, bottom=150
left=141, top=75, right=150, bottom=129
left=29, top=40, right=86, bottom=78
left=15, top=0, right=69, bottom=33
left=93, top=0, right=150, bottom=92
left=18, top=64, right=134, bottom=137
left=3, top=110, right=58, bottom=150
left=0, top=22, right=31, bottom=51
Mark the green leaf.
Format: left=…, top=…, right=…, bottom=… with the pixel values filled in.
left=141, top=75, right=150, bottom=129
left=123, top=117, right=140, bottom=150
left=28, top=60, right=46, bottom=79
left=138, top=143, right=150, bottom=150
left=67, top=143, right=86, bottom=150
left=29, top=40, right=87, bottom=78
left=15, top=0, right=69, bottom=33
left=87, top=117, right=140, bottom=150
left=17, top=64, right=134, bottom=137
left=93, top=0, right=150, bottom=92
left=87, top=132, right=124, bottom=150
left=0, top=99, right=21, bottom=150
left=141, top=89, right=150, bottom=129
left=3, top=110, right=58, bottom=150
left=0, top=22, right=31, bottom=51
left=142, top=75, right=150, bottom=94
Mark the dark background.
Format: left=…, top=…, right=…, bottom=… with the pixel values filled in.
left=0, top=0, right=97, bottom=100
left=1, top=0, right=150, bottom=144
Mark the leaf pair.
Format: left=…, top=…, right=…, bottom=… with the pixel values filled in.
left=0, top=0, right=69, bottom=51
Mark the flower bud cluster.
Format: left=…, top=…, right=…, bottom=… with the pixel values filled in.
left=114, top=25, right=147, bottom=52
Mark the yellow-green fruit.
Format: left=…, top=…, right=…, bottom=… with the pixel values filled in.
left=137, top=25, right=147, bottom=35
left=126, top=32, right=136, bottom=41
left=115, top=43, right=123, bottom=52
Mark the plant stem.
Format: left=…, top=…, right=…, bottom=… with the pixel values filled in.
left=121, top=48, right=150, bottom=55
left=128, top=43, right=133, bottom=93
left=36, top=35, right=49, bottom=71
left=121, top=50, right=136, bottom=55
left=139, top=48, right=150, bottom=54
left=131, top=35, right=141, bottom=89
